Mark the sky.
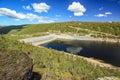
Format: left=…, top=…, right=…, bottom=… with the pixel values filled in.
left=0, top=0, right=120, bottom=25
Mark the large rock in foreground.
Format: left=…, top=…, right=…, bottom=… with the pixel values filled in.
left=0, top=50, right=33, bottom=80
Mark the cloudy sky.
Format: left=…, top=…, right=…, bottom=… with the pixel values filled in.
left=0, top=0, right=120, bottom=25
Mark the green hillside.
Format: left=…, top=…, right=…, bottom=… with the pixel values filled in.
left=0, top=35, right=120, bottom=80
left=0, top=22, right=120, bottom=80
left=0, top=22, right=120, bottom=39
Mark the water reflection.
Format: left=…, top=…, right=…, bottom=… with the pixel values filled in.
left=66, top=47, right=83, bottom=54
left=41, top=40, right=120, bottom=67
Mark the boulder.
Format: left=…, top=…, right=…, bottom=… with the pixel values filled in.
left=0, top=50, right=33, bottom=80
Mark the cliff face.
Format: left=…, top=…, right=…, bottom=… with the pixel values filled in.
left=0, top=50, right=33, bottom=80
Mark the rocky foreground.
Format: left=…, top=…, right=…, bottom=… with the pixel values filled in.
left=0, top=50, right=33, bottom=80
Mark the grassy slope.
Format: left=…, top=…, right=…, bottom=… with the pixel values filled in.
left=0, top=22, right=120, bottom=80
left=5, top=22, right=120, bottom=39
left=0, top=35, right=120, bottom=80
left=0, top=50, right=32, bottom=80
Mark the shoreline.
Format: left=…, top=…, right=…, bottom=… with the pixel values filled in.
left=20, top=34, right=120, bottom=69
left=56, top=34, right=120, bottom=43
left=20, top=34, right=120, bottom=46
left=38, top=46, right=120, bottom=70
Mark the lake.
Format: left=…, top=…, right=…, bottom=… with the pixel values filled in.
left=41, top=40, right=120, bottom=67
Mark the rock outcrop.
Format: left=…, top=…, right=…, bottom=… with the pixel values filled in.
left=0, top=50, right=33, bottom=80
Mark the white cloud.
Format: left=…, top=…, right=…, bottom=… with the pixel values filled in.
left=0, top=8, right=25, bottom=19
left=32, top=3, right=50, bottom=13
left=68, top=2, right=86, bottom=16
left=25, top=13, right=42, bottom=21
left=22, top=5, right=31, bottom=10
left=95, top=12, right=112, bottom=17
left=105, top=12, right=112, bottom=15
left=74, top=12, right=83, bottom=16
left=95, top=14, right=107, bottom=17
left=0, top=8, right=56, bottom=23
left=99, top=7, right=103, bottom=10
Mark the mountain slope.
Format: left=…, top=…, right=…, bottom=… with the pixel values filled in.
left=1, top=22, right=119, bottom=39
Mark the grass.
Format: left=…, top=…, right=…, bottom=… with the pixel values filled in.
left=0, top=21, right=120, bottom=80
left=0, top=49, right=32, bottom=80
left=0, top=35, right=120, bottom=80
left=0, top=21, right=120, bottom=39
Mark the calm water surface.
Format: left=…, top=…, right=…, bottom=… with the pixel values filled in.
left=41, top=40, right=120, bottom=67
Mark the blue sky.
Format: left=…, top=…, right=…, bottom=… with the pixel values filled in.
left=0, top=0, right=120, bottom=25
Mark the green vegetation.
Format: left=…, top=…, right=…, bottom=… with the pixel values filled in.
left=0, top=21, right=119, bottom=39
left=0, top=21, right=120, bottom=80
left=0, top=48, right=32, bottom=80
left=0, top=35, right=120, bottom=80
